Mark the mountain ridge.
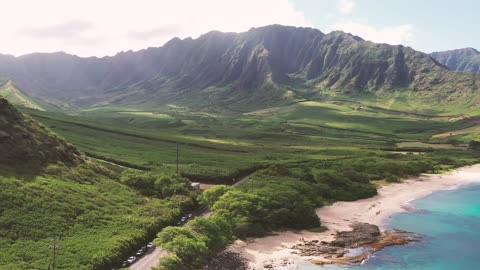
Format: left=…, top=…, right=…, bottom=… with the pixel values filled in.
left=0, top=24, right=478, bottom=112
left=0, top=79, right=44, bottom=111
left=431, top=48, right=480, bottom=73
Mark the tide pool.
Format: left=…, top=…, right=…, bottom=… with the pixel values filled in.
left=297, top=183, right=480, bottom=270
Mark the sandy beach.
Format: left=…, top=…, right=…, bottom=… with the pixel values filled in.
left=229, top=164, right=480, bottom=269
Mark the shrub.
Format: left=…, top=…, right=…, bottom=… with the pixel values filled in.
left=198, top=185, right=232, bottom=208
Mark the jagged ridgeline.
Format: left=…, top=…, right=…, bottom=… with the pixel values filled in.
left=0, top=98, right=83, bottom=171
left=0, top=25, right=479, bottom=112
left=431, top=48, right=480, bottom=73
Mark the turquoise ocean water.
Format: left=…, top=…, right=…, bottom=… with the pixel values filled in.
left=297, top=183, right=480, bottom=270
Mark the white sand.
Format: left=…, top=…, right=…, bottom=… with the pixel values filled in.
left=229, top=164, right=480, bottom=269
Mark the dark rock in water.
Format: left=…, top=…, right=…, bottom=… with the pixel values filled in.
left=205, top=251, right=251, bottom=270
left=330, top=222, right=381, bottom=247
left=291, top=222, right=421, bottom=266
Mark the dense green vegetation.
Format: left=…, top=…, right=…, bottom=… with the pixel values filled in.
left=154, top=216, right=233, bottom=270
left=0, top=99, right=198, bottom=269
left=120, top=170, right=198, bottom=199
left=153, top=148, right=479, bottom=269
left=0, top=163, right=197, bottom=270
left=1, top=93, right=479, bottom=270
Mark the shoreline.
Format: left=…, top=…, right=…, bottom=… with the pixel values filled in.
left=228, top=164, right=480, bottom=269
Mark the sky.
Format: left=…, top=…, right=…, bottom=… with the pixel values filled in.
left=0, top=0, right=478, bottom=57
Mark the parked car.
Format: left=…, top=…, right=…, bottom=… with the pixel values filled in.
left=177, top=216, right=187, bottom=225
left=135, top=249, right=143, bottom=256
left=127, top=256, right=137, bottom=264
left=147, top=242, right=155, bottom=249
left=121, top=261, right=129, bottom=267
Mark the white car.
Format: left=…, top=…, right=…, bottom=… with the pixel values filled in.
left=127, top=256, right=137, bottom=264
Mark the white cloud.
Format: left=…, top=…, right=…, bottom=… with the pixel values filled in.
left=0, top=0, right=310, bottom=57
left=339, top=0, right=355, bottom=15
left=331, top=21, right=415, bottom=46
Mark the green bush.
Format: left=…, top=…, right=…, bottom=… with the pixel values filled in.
left=120, top=170, right=195, bottom=198
left=198, top=185, right=232, bottom=208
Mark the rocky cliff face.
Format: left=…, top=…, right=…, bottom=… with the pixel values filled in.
left=0, top=25, right=477, bottom=111
left=0, top=98, right=83, bottom=169
left=431, top=48, right=480, bottom=73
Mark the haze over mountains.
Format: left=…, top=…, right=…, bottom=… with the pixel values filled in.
left=431, top=48, right=480, bottom=73
left=0, top=25, right=479, bottom=112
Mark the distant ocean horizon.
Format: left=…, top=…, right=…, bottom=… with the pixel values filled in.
left=296, top=182, right=480, bottom=270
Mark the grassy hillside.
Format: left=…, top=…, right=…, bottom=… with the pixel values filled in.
left=0, top=99, right=197, bottom=269
left=0, top=80, right=44, bottom=111
left=0, top=98, right=83, bottom=173
left=0, top=167, right=196, bottom=270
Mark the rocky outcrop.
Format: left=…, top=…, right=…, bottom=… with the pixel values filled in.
left=291, top=223, right=421, bottom=266
left=330, top=222, right=381, bottom=247
left=205, top=251, right=253, bottom=270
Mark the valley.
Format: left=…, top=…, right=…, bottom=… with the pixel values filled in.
left=0, top=23, right=480, bottom=270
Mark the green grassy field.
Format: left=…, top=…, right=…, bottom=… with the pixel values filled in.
left=24, top=100, right=478, bottom=183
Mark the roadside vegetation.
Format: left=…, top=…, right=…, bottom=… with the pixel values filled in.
left=2, top=99, right=479, bottom=269
left=0, top=162, right=198, bottom=270
left=153, top=150, right=479, bottom=270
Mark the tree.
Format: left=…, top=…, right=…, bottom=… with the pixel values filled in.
left=154, top=255, right=188, bottom=270
left=121, top=170, right=193, bottom=198
left=166, top=235, right=208, bottom=267
left=212, top=190, right=269, bottom=237
left=120, top=170, right=156, bottom=196
left=154, top=174, right=191, bottom=198
left=154, top=226, right=208, bottom=268
left=187, top=216, right=232, bottom=253
left=155, top=227, right=195, bottom=245
left=198, top=185, right=232, bottom=208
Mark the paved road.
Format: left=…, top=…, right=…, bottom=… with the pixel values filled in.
left=233, top=175, right=250, bottom=186
left=130, top=248, right=167, bottom=270
left=129, top=174, right=251, bottom=270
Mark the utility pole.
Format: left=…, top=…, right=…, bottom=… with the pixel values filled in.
left=176, top=143, right=179, bottom=174
left=49, top=234, right=60, bottom=270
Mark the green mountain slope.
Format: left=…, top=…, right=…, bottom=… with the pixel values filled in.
left=0, top=25, right=479, bottom=114
left=0, top=98, right=82, bottom=172
left=0, top=79, right=44, bottom=111
left=0, top=99, right=196, bottom=269
left=431, top=48, right=480, bottom=73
